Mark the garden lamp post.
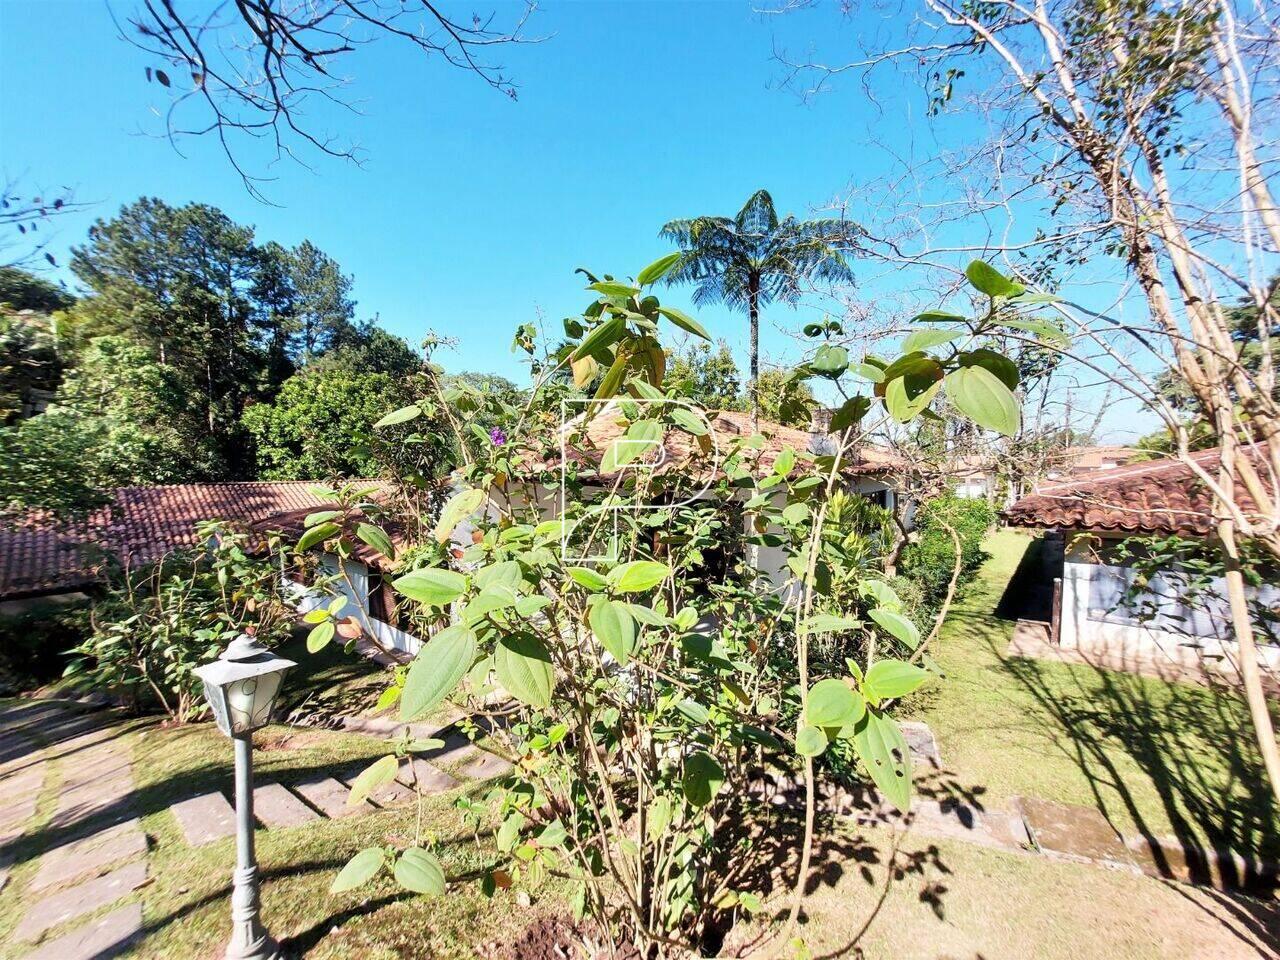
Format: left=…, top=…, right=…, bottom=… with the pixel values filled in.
left=195, top=633, right=295, bottom=960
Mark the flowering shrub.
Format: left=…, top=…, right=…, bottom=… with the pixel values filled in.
left=302, top=258, right=1055, bottom=953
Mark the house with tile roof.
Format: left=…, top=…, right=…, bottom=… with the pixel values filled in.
left=513, top=403, right=906, bottom=596
left=0, top=481, right=392, bottom=604
left=1005, top=448, right=1280, bottom=682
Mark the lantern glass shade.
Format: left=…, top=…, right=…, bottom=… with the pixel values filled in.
left=195, top=636, right=295, bottom=737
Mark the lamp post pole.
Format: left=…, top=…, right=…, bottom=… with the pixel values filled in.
left=227, top=733, right=278, bottom=960
left=194, top=634, right=293, bottom=960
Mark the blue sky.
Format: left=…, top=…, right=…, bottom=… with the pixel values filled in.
left=0, top=1, right=1156, bottom=439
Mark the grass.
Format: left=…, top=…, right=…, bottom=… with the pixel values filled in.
left=0, top=710, right=559, bottom=960
left=731, top=821, right=1279, bottom=960
left=4, top=532, right=1277, bottom=958
left=909, top=528, right=1280, bottom=863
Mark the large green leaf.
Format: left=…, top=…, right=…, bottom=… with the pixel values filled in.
left=868, top=607, right=921, bottom=649
left=399, top=624, right=476, bottom=721
left=296, top=522, right=340, bottom=553
left=863, top=659, right=930, bottom=701
left=944, top=365, right=1020, bottom=436
left=801, top=614, right=862, bottom=634
left=356, top=522, right=395, bottom=560
left=811, top=344, right=849, bottom=377
left=434, top=488, right=486, bottom=543
left=806, top=678, right=866, bottom=728
left=670, top=407, right=707, bottom=435
left=394, top=847, right=446, bottom=896
left=331, top=847, right=384, bottom=893
left=884, top=376, right=940, bottom=423
left=570, top=315, right=626, bottom=361
left=307, top=620, right=335, bottom=653
left=474, top=560, right=523, bottom=592
left=588, top=280, right=641, bottom=297
left=566, top=567, right=608, bottom=591
left=958, top=347, right=1019, bottom=389
left=589, top=598, right=636, bottom=665
left=902, top=327, right=965, bottom=353
left=637, top=253, right=681, bottom=286
left=1001, top=317, right=1070, bottom=348
left=495, top=634, right=555, bottom=708
left=600, top=420, right=662, bottom=473
left=852, top=711, right=913, bottom=812
left=829, top=396, right=871, bottom=432
left=682, top=751, right=725, bottom=807
left=964, top=259, right=1024, bottom=298
left=609, top=560, right=670, bottom=593
left=657, top=306, right=711, bottom=341
left=304, top=509, right=341, bottom=527
left=393, top=567, right=467, bottom=608
left=374, top=405, right=422, bottom=428
left=795, top=724, right=828, bottom=757
left=347, top=755, right=399, bottom=806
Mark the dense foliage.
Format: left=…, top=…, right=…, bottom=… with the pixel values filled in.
left=64, top=525, right=293, bottom=722
left=301, top=256, right=1051, bottom=954
left=0, top=204, right=426, bottom=517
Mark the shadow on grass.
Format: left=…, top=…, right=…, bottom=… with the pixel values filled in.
left=993, top=532, right=1060, bottom=623
left=964, top=561, right=1280, bottom=910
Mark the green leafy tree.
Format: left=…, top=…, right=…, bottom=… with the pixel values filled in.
left=0, top=310, right=62, bottom=423
left=756, top=367, right=816, bottom=427
left=297, top=256, right=1040, bottom=953
left=242, top=367, right=429, bottom=480
left=0, top=266, right=75, bottom=312
left=0, top=336, right=203, bottom=516
left=667, top=339, right=742, bottom=410
left=660, top=190, right=857, bottom=420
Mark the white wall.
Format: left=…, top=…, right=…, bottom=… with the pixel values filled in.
left=1059, top=553, right=1280, bottom=679
left=285, top=553, right=422, bottom=656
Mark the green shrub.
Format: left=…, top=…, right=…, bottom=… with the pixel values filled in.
left=63, top=523, right=293, bottom=722
left=900, top=493, right=997, bottom=619
left=0, top=599, right=90, bottom=693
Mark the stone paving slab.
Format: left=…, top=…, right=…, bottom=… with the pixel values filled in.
left=294, top=778, right=374, bottom=819
left=31, top=819, right=147, bottom=892
left=336, top=765, right=414, bottom=807
left=48, top=784, right=135, bottom=831
left=60, top=769, right=134, bottom=806
left=455, top=750, right=514, bottom=781
left=898, top=721, right=943, bottom=769
left=396, top=758, right=462, bottom=795
left=21, top=902, right=143, bottom=960
left=906, top=799, right=1031, bottom=852
left=62, top=754, right=132, bottom=787
left=1015, top=796, right=1138, bottom=869
left=14, top=859, right=147, bottom=942
left=171, top=792, right=236, bottom=846
left=254, top=783, right=320, bottom=828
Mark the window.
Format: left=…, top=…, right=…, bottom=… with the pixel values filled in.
left=367, top=572, right=396, bottom=625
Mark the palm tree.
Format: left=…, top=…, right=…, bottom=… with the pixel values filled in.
left=660, top=190, right=857, bottom=423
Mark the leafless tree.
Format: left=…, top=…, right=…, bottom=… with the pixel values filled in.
left=115, top=0, right=543, bottom=201
left=1, top=180, right=87, bottom=268
left=774, top=0, right=1280, bottom=802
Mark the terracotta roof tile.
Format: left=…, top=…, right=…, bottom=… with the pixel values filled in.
left=1004, top=447, right=1270, bottom=536
left=525, top=406, right=903, bottom=482
left=0, top=481, right=391, bottom=600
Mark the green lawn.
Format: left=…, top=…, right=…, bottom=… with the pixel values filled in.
left=910, top=528, right=1280, bottom=863
left=0, top=713, right=561, bottom=960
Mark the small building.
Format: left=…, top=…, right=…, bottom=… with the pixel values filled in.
left=0, top=482, right=391, bottom=609
left=1005, top=449, right=1280, bottom=684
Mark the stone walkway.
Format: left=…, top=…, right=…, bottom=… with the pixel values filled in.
left=168, top=720, right=512, bottom=847
left=0, top=702, right=146, bottom=960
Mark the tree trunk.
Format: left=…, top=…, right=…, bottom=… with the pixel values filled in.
left=748, top=275, right=760, bottom=429
left=1218, top=519, right=1280, bottom=808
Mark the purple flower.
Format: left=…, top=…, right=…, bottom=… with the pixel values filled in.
left=490, top=427, right=507, bottom=446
